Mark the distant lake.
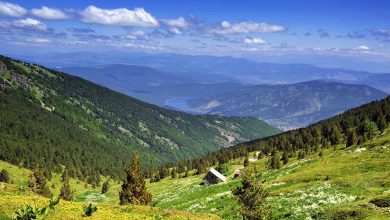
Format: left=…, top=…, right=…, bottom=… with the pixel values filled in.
left=164, top=97, right=202, bottom=114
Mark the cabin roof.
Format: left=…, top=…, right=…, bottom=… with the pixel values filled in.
left=207, top=168, right=227, bottom=182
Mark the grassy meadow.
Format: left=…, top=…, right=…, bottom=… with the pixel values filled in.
left=1, top=130, right=390, bottom=219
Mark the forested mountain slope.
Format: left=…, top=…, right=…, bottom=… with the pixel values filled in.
left=176, top=94, right=390, bottom=175
left=0, top=55, right=279, bottom=183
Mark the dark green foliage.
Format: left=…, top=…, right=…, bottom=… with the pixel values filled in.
left=359, top=119, right=379, bottom=140
left=282, top=151, right=289, bottom=165
left=170, top=168, right=178, bottom=179
left=268, top=151, right=281, bottom=170
left=0, top=169, right=10, bottom=183
left=298, top=151, right=306, bottom=160
left=83, top=203, right=97, bottom=217
left=370, top=195, right=390, bottom=207
left=172, top=95, right=390, bottom=177
left=232, top=169, right=270, bottom=220
left=48, top=197, right=60, bottom=210
left=119, top=154, right=152, bottom=205
left=28, top=168, right=52, bottom=198
left=101, top=180, right=110, bottom=194
left=244, top=157, right=250, bottom=167
left=158, top=167, right=170, bottom=179
left=0, top=55, right=279, bottom=183
left=216, top=164, right=229, bottom=175
left=194, top=161, right=207, bottom=175
left=346, top=129, right=358, bottom=147
left=314, top=208, right=365, bottom=220
left=15, top=205, right=48, bottom=220
left=59, top=171, right=74, bottom=201
left=14, top=197, right=59, bottom=220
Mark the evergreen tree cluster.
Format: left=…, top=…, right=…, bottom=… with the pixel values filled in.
left=168, top=95, right=390, bottom=172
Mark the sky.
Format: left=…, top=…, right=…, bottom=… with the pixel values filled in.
left=0, top=0, right=390, bottom=71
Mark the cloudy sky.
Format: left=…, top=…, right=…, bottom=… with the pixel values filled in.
left=0, top=0, right=389, bottom=71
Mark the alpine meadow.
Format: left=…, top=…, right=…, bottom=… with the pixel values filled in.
left=0, top=1, right=389, bottom=220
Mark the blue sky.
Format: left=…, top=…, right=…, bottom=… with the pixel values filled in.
left=0, top=0, right=390, bottom=71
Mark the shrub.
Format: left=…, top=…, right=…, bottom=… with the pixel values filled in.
left=83, top=203, right=97, bottom=217
left=101, top=180, right=109, bottom=194
left=0, top=169, right=10, bottom=183
left=14, top=197, right=59, bottom=220
left=216, top=164, right=229, bottom=175
left=314, top=208, right=365, bottom=220
left=370, top=195, right=390, bottom=207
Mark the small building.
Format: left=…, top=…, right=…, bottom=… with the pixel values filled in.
left=203, top=168, right=227, bottom=184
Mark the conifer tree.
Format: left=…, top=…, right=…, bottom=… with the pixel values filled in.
left=232, top=169, right=270, bottom=220
left=171, top=168, right=178, bottom=178
left=28, top=167, right=52, bottom=197
left=101, top=180, right=109, bottom=194
left=244, top=156, right=250, bottom=167
left=346, top=129, right=357, bottom=147
left=0, top=169, right=10, bottom=183
left=268, top=150, right=281, bottom=170
left=119, top=154, right=152, bottom=205
left=59, top=170, right=74, bottom=201
left=282, top=151, right=289, bottom=165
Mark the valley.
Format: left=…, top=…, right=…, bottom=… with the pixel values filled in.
left=1, top=1, right=389, bottom=220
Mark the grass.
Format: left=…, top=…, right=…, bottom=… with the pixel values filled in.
left=1, top=130, right=390, bottom=219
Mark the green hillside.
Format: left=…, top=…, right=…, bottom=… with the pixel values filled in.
left=0, top=129, right=388, bottom=219
left=0, top=55, right=280, bottom=182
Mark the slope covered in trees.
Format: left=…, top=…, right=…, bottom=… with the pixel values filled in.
left=0, top=55, right=280, bottom=183
left=173, top=94, right=390, bottom=172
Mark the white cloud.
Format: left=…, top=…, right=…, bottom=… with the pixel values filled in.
left=170, top=27, right=182, bottom=35
left=31, top=6, right=69, bottom=20
left=13, top=18, right=47, bottom=31
left=161, top=17, right=188, bottom=28
left=354, top=45, right=369, bottom=51
left=81, top=5, right=158, bottom=27
left=29, top=38, right=52, bottom=43
left=208, top=21, right=286, bottom=35
left=0, top=1, right=26, bottom=17
left=243, top=37, right=267, bottom=45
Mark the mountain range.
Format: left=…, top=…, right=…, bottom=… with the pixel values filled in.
left=0, top=55, right=279, bottom=181
left=58, top=60, right=388, bottom=130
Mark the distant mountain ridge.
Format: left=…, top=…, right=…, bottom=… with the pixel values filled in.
left=58, top=63, right=388, bottom=130
left=185, top=80, right=388, bottom=130
left=17, top=52, right=390, bottom=92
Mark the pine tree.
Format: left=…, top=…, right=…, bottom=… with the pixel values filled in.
left=159, top=166, right=169, bottom=179
left=282, top=151, right=289, bottom=165
left=346, top=129, right=357, bottom=147
left=101, top=180, right=109, bottom=194
left=268, top=151, right=281, bottom=169
left=0, top=169, right=10, bottom=183
left=171, top=168, right=178, bottom=178
left=119, top=154, right=152, bottom=205
left=232, top=169, right=270, bottom=220
left=244, top=156, right=250, bottom=167
left=28, top=167, right=52, bottom=197
left=376, top=113, right=387, bottom=132
left=59, top=169, right=74, bottom=201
